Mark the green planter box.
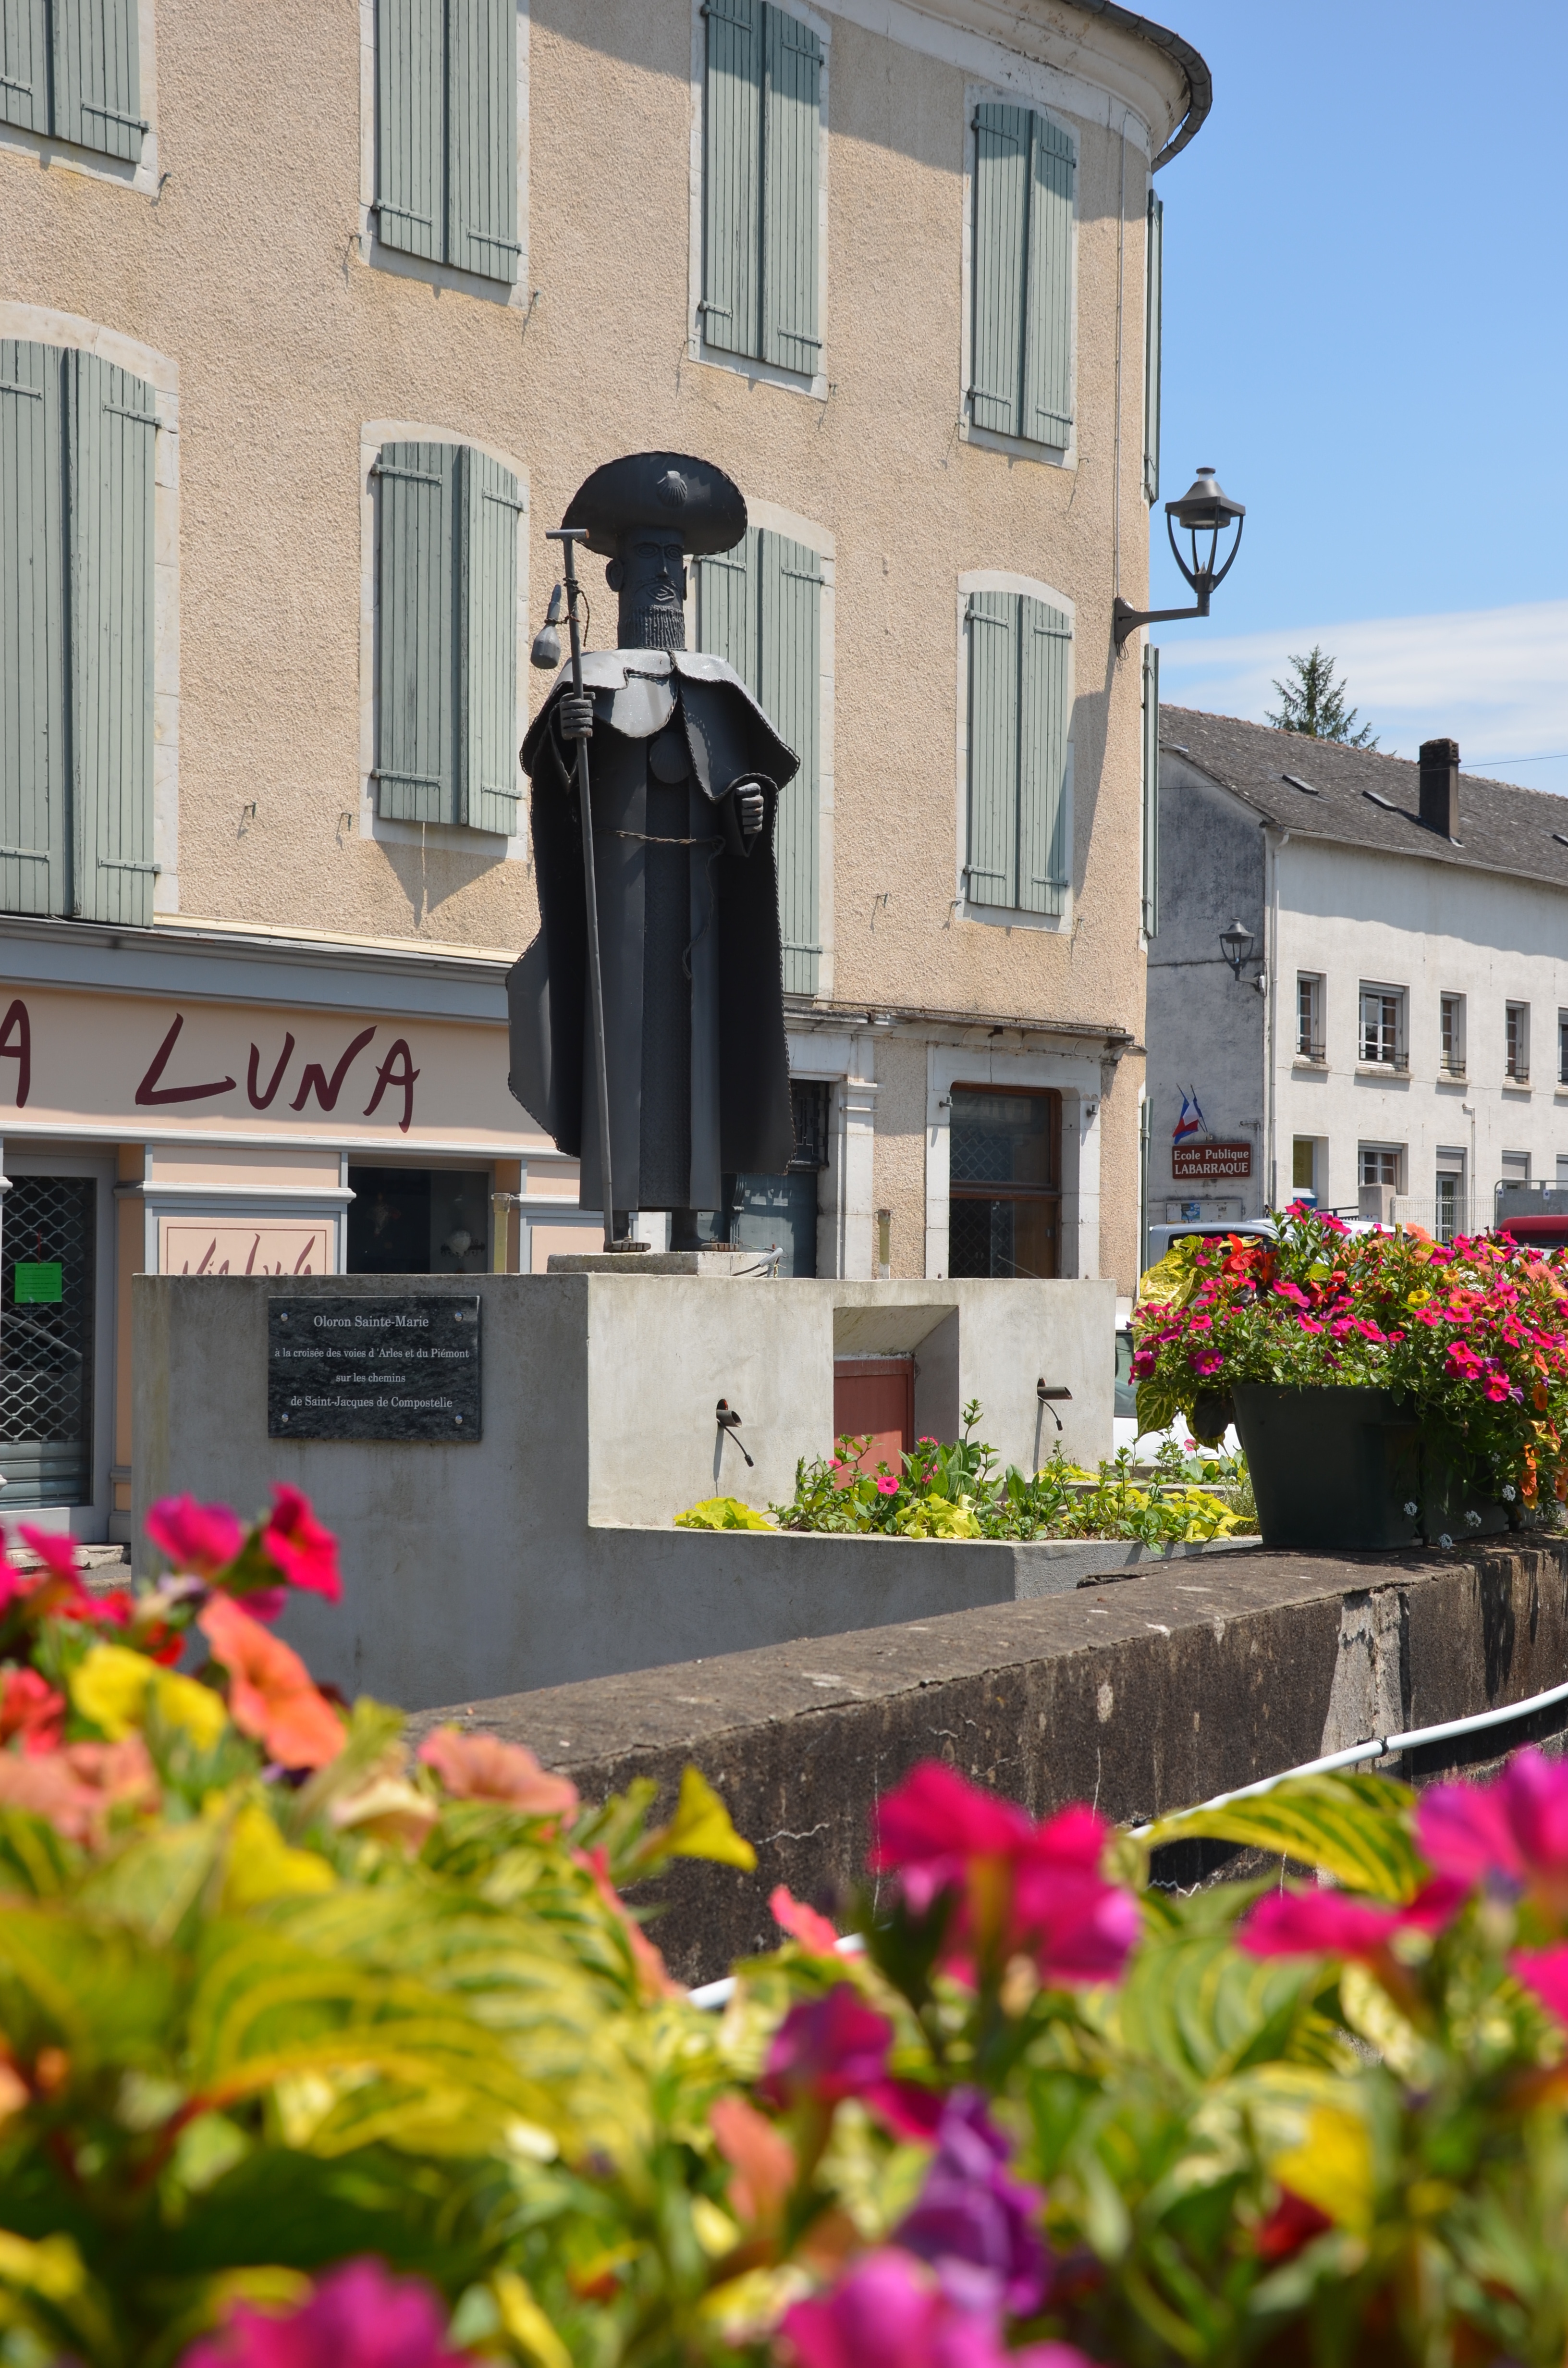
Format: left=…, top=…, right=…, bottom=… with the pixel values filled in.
left=1232, top=1383, right=1512, bottom=1551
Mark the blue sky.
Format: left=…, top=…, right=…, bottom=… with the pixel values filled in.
left=1148, top=0, right=1568, bottom=793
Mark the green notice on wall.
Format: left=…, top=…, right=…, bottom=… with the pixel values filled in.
left=13, top=1263, right=62, bottom=1305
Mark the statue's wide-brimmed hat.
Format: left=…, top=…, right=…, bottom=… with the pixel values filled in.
left=563, top=452, right=746, bottom=559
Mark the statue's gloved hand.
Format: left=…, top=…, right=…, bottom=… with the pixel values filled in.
left=736, top=784, right=764, bottom=839
left=557, top=692, right=594, bottom=742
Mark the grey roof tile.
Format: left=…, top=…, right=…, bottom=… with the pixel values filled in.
left=1159, top=705, right=1568, bottom=888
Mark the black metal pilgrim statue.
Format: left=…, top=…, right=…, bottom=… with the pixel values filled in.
left=507, top=453, right=796, bottom=1246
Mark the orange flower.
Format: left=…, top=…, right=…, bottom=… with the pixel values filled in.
left=710, top=2092, right=796, bottom=2230
left=0, top=1737, right=158, bottom=1846
left=0, top=1668, right=65, bottom=1755
left=197, top=1594, right=344, bottom=1769
left=574, top=1843, right=677, bottom=1998
left=416, top=1726, right=578, bottom=1821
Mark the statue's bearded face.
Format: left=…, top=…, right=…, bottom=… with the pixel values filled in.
left=612, top=533, right=689, bottom=650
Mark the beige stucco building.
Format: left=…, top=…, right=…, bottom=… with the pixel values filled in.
left=0, top=0, right=1205, bottom=1537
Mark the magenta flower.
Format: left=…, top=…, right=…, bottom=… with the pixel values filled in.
left=146, top=1494, right=245, bottom=1580
left=1511, top=1943, right=1568, bottom=2025
left=895, top=2089, right=1049, bottom=2317
left=1189, top=1349, right=1224, bottom=1378
left=780, top=2248, right=1091, bottom=2368
left=758, top=1984, right=895, bottom=2111
left=180, top=2259, right=467, bottom=2368
left=876, top=1475, right=899, bottom=1496
left=261, top=1485, right=343, bottom=1603
left=1128, top=1348, right=1155, bottom=1381
left=1419, top=1748, right=1568, bottom=1907
left=870, top=1765, right=1138, bottom=1986
left=1239, top=1877, right=1466, bottom=1962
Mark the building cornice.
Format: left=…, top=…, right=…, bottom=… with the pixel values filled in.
left=785, top=992, right=1138, bottom=1051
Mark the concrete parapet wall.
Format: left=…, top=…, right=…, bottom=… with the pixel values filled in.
left=413, top=1539, right=1568, bottom=1983
left=134, top=1270, right=1118, bottom=1707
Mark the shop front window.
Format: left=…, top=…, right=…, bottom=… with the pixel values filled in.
left=346, top=1169, right=491, bottom=1274
left=948, top=1086, right=1061, bottom=1278
left=0, top=1177, right=95, bottom=1508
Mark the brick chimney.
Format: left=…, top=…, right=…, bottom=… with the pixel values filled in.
left=1419, top=737, right=1460, bottom=839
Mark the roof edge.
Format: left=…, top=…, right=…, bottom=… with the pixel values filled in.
left=1072, top=2, right=1213, bottom=167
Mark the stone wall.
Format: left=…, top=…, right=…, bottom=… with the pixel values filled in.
left=410, top=1538, right=1568, bottom=1982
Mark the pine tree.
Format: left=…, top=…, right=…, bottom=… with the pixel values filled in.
left=1266, top=646, right=1378, bottom=747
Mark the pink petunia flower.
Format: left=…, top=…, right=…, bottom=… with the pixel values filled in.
left=1419, top=1748, right=1568, bottom=1910
left=260, top=1486, right=343, bottom=1603
left=876, top=1475, right=899, bottom=1496
left=758, top=1984, right=895, bottom=2110
left=870, top=1764, right=1138, bottom=1986
left=1511, top=1943, right=1568, bottom=2026
left=780, top=2248, right=1092, bottom=2368
left=179, top=2257, right=467, bottom=2368
left=145, top=1495, right=245, bottom=1580
left=1239, top=1877, right=1466, bottom=1962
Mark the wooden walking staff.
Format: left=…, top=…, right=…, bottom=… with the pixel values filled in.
left=545, top=525, right=620, bottom=1250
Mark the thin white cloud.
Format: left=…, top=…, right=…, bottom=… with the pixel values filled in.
left=1155, top=600, right=1568, bottom=787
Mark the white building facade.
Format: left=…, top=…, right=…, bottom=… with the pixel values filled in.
left=1148, top=709, right=1568, bottom=1245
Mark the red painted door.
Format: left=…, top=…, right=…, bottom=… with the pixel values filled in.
left=833, top=1356, right=914, bottom=1477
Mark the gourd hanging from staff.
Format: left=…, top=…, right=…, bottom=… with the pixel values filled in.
left=508, top=452, right=796, bottom=1247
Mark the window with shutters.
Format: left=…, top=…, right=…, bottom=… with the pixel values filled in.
left=695, top=518, right=826, bottom=995
left=0, top=0, right=150, bottom=176
left=965, top=94, right=1076, bottom=455
left=697, top=0, right=827, bottom=391
left=370, top=435, right=526, bottom=839
left=371, top=0, right=522, bottom=291
left=960, top=577, right=1072, bottom=920
left=0, top=335, right=161, bottom=925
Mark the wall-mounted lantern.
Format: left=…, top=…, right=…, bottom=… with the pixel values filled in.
left=1218, top=918, right=1265, bottom=993
left=1114, top=466, right=1247, bottom=653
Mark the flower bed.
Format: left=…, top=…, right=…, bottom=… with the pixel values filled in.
left=7, top=1489, right=1568, bottom=2364
left=1132, top=1205, right=1568, bottom=1514
left=677, top=1409, right=1252, bottom=1544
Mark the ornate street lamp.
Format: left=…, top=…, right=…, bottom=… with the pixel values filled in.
left=1218, top=918, right=1263, bottom=992
left=1114, top=465, right=1246, bottom=652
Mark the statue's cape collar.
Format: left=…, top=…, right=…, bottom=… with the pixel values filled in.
left=521, top=647, right=784, bottom=775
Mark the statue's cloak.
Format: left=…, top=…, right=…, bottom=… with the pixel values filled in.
left=507, top=649, right=798, bottom=1213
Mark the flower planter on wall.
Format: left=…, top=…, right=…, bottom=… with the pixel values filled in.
left=1232, top=1384, right=1511, bottom=1551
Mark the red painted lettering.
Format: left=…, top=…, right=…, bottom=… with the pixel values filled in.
left=135, top=1014, right=237, bottom=1107
left=363, top=1038, right=420, bottom=1134
left=0, top=999, right=30, bottom=1107
left=247, top=1034, right=295, bottom=1110
left=290, top=1026, right=375, bottom=1114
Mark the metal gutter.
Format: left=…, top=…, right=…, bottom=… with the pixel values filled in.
left=1075, top=3, right=1213, bottom=169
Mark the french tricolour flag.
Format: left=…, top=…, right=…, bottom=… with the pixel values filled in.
left=1173, top=1090, right=1207, bottom=1145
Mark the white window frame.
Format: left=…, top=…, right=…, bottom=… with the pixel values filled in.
left=0, top=302, right=180, bottom=912
left=356, top=420, right=529, bottom=857
left=1290, top=1135, right=1318, bottom=1196
left=953, top=568, right=1074, bottom=933
left=957, top=80, right=1078, bottom=471
left=1558, top=1009, right=1568, bottom=1090
left=357, top=0, right=532, bottom=307
left=1294, top=972, right=1323, bottom=1061
left=1358, top=981, right=1406, bottom=1071
left=0, top=0, right=160, bottom=193
left=1435, top=1145, right=1467, bottom=1245
left=1505, top=999, right=1531, bottom=1085
left=1440, top=991, right=1466, bottom=1077
left=686, top=0, right=832, bottom=403
left=1359, top=1143, right=1404, bottom=1192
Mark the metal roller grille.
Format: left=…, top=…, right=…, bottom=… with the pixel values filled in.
left=0, top=1177, right=95, bottom=1507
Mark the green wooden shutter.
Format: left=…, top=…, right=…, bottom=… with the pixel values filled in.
left=1017, top=593, right=1070, bottom=916
left=67, top=349, right=155, bottom=925
left=759, top=529, right=820, bottom=995
left=54, top=0, right=144, bottom=161
left=459, top=446, right=523, bottom=835
left=1140, top=640, right=1159, bottom=937
left=376, top=0, right=443, bottom=264
left=0, top=340, right=66, bottom=917
left=695, top=527, right=758, bottom=688
left=1022, top=114, right=1074, bottom=448
left=969, top=104, right=1029, bottom=438
left=0, top=0, right=48, bottom=135
left=449, top=0, right=518, bottom=283
left=1143, top=190, right=1163, bottom=504
left=965, top=590, right=1017, bottom=907
left=703, top=0, right=761, bottom=359
left=763, top=5, right=820, bottom=374
left=376, top=440, right=457, bottom=825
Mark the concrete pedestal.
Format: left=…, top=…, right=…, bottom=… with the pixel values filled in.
left=134, top=1270, right=1115, bottom=1709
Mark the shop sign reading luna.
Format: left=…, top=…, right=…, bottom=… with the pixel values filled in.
left=0, top=998, right=420, bottom=1132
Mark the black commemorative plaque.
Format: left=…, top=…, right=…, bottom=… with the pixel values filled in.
left=267, top=1296, right=482, bottom=1442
